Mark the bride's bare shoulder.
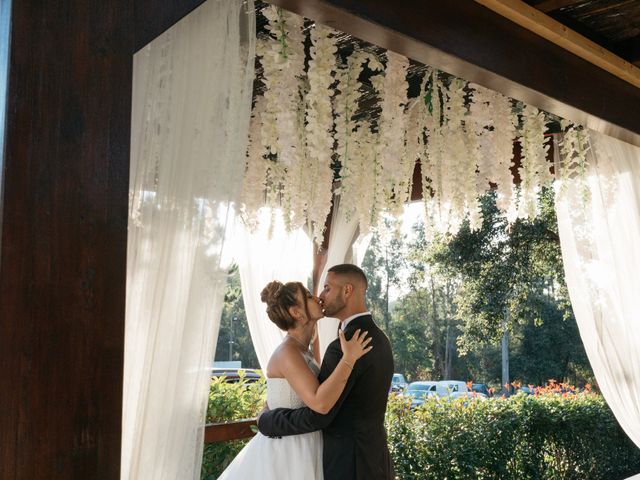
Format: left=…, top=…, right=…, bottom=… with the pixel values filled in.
left=266, top=342, right=298, bottom=378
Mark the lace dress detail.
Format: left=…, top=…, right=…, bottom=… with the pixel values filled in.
left=217, top=350, right=324, bottom=480
left=267, top=351, right=320, bottom=409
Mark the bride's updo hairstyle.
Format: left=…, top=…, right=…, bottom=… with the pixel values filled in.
left=260, top=280, right=307, bottom=331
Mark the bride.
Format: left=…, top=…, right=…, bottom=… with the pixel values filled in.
left=217, top=280, right=372, bottom=479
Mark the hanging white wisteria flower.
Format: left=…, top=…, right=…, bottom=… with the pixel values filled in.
left=468, top=83, right=496, bottom=192
left=397, top=98, right=423, bottom=208
left=439, top=77, right=474, bottom=235
left=239, top=6, right=567, bottom=246
left=377, top=51, right=410, bottom=214
left=268, top=7, right=305, bottom=168
left=334, top=50, right=382, bottom=186
left=421, top=68, right=447, bottom=239
left=305, top=23, right=338, bottom=244
left=517, top=104, right=551, bottom=220
left=241, top=96, right=269, bottom=230
left=487, top=90, right=519, bottom=219
left=557, top=120, right=591, bottom=202
left=341, top=122, right=381, bottom=234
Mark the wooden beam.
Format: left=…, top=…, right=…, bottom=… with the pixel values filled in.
left=135, top=0, right=207, bottom=51
left=475, top=0, right=640, bottom=89
left=204, top=419, right=257, bottom=443
left=0, top=1, right=131, bottom=478
left=534, top=0, right=585, bottom=13
left=614, top=34, right=640, bottom=65
left=267, top=0, right=640, bottom=148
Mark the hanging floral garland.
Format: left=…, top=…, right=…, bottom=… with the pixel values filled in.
left=378, top=51, right=410, bottom=215
left=517, top=105, right=551, bottom=220
left=421, top=68, right=446, bottom=239
left=240, top=6, right=589, bottom=242
left=304, top=24, right=338, bottom=244
left=557, top=120, right=591, bottom=202
left=335, top=50, right=384, bottom=230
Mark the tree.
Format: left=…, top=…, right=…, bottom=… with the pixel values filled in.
left=422, top=189, right=594, bottom=386
left=214, top=265, right=260, bottom=369
left=389, top=289, right=433, bottom=380
left=361, top=216, right=406, bottom=341
left=401, top=221, right=464, bottom=380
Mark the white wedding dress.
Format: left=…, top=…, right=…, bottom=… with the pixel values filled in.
left=217, top=351, right=324, bottom=479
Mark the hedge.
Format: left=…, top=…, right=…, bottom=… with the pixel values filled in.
left=202, top=379, right=640, bottom=479
left=201, top=374, right=266, bottom=480
left=386, top=393, right=640, bottom=479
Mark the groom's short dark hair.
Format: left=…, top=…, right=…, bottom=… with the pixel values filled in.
left=328, top=264, right=368, bottom=290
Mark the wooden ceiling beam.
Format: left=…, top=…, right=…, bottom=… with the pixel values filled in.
left=533, top=0, right=585, bottom=14
left=135, top=0, right=207, bottom=51
left=475, top=0, right=640, bottom=89
left=267, top=0, right=640, bottom=148
left=614, top=34, right=640, bottom=65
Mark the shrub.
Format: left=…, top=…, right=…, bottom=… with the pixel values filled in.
left=386, top=392, right=640, bottom=479
left=201, top=379, right=640, bottom=479
left=201, top=373, right=266, bottom=480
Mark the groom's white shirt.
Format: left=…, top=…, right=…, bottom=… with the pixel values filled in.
left=340, top=311, right=371, bottom=331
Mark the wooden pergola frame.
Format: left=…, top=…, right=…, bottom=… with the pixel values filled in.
left=1, top=0, right=639, bottom=477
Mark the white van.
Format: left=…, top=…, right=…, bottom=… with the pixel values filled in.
left=435, top=380, right=469, bottom=397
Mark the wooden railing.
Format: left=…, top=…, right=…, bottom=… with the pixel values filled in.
left=204, top=418, right=258, bottom=443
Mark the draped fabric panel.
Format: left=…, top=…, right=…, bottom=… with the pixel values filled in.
left=555, top=130, right=640, bottom=450
left=316, top=195, right=371, bottom=359
left=123, top=1, right=255, bottom=478
left=238, top=209, right=313, bottom=370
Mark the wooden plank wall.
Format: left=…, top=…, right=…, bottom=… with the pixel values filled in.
left=0, top=1, right=132, bottom=478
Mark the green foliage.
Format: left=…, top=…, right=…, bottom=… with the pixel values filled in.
left=390, top=289, right=434, bottom=379
left=385, top=393, right=640, bottom=479
left=390, top=190, right=594, bottom=387
left=201, top=381, right=640, bottom=479
left=362, top=216, right=407, bottom=339
left=428, top=189, right=566, bottom=349
left=214, top=265, right=259, bottom=368
left=201, top=374, right=266, bottom=480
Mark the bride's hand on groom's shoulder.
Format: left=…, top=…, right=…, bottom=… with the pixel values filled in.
left=339, top=329, right=373, bottom=366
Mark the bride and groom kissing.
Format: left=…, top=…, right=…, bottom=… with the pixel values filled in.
left=218, top=264, right=395, bottom=480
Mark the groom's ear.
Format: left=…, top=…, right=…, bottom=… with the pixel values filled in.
left=343, top=283, right=354, bottom=297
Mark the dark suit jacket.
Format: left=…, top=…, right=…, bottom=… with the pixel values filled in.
left=258, top=314, right=395, bottom=480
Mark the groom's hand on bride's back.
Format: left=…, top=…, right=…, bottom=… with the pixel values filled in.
left=257, top=402, right=283, bottom=438
left=257, top=401, right=270, bottom=425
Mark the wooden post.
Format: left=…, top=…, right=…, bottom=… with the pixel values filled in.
left=0, top=1, right=133, bottom=478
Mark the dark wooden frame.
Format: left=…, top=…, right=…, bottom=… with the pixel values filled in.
left=1, top=1, right=637, bottom=478
left=204, top=419, right=258, bottom=443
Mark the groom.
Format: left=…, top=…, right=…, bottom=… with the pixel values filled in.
left=258, top=264, right=395, bottom=479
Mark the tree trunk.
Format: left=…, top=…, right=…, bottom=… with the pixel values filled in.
left=430, top=276, right=443, bottom=378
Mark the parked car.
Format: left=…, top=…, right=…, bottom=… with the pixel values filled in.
left=403, top=381, right=439, bottom=408
left=446, top=391, right=488, bottom=406
left=211, top=368, right=262, bottom=383
left=391, top=373, right=409, bottom=392
left=435, top=380, right=469, bottom=397
left=471, top=383, right=492, bottom=397
left=448, top=391, right=488, bottom=401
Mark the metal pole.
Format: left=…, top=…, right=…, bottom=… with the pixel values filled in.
left=501, top=309, right=509, bottom=395
left=228, top=316, right=235, bottom=361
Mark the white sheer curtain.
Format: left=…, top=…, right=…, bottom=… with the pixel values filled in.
left=237, top=209, right=313, bottom=370
left=316, top=194, right=371, bottom=359
left=554, top=130, right=640, bottom=450
left=123, top=1, right=255, bottom=479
